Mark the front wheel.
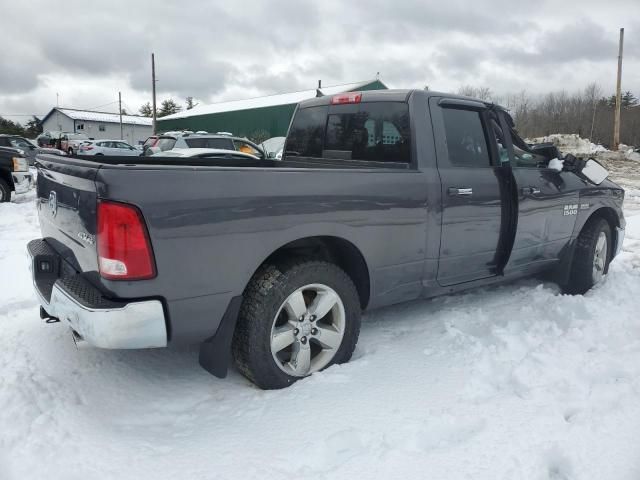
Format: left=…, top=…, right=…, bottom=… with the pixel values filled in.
left=563, top=217, right=611, bottom=295
left=233, top=260, right=361, bottom=389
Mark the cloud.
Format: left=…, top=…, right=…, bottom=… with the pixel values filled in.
left=0, top=0, right=638, bottom=123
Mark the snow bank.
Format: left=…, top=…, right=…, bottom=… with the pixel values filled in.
left=623, top=148, right=640, bottom=162
left=1, top=182, right=640, bottom=480
left=528, top=134, right=608, bottom=155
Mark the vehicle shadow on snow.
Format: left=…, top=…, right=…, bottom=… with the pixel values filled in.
left=37, top=276, right=563, bottom=398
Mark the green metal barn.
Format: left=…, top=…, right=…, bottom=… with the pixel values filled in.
left=157, top=80, right=387, bottom=140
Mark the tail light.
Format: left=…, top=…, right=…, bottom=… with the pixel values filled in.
left=97, top=200, right=156, bottom=280
left=82, top=146, right=93, bottom=151
left=330, top=92, right=362, bottom=105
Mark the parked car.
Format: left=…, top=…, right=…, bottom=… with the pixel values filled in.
left=78, top=140, right=140, bottom=156
left=0, top=135, right=66, bottom=165
left=0, top=134, right=39, bottom=165
left=152, top=148, right=262, bottom=160
left=0, top=146, right=32, bottom=202
left=62, top=133, right=90, bottom=155
left=141, top=134, right=178, bottom=156
left=29, top=89, right=625, bottom=390
left=36, top=131, right=61, bottom=148
left=173, top=133, right=266, bottom=158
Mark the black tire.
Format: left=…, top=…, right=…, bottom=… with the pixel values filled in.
left=0, top=178, right=11, bottom=203
left=232, top=260, right=361, bottom=389
left=95, top=153, right=104, bottom=156
left=563, top=217, right=612, bottom=295
left=68, top=148, right=74, bottom=156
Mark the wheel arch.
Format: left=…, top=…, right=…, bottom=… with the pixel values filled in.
left=555, top=205, right=621, bottom=286
left=255, top=235, right=371, bottom=310
left=584, top=207, right=620, bottom=255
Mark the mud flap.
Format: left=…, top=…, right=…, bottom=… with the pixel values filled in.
left=198, top=295, right=243, bottom=378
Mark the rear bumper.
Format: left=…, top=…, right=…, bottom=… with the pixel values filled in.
left=28, top=239, right=167, bottom=349
left=12, top=171, right=33, bottom=194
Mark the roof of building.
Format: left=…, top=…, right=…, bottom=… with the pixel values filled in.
left=41, top=108, right=153, bottom=126
left=159, top=80, right=387, bottom=121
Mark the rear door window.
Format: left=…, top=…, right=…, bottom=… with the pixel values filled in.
left=324, top=102, right=410, bottom=163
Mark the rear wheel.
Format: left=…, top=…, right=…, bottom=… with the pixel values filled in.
left=67, top=148, right=74, bottom=155
left=0, top=178, right=11, bottom=203
left=563, top=217, right=611, bottom=294
left=232, top=260, right=361, bottom=389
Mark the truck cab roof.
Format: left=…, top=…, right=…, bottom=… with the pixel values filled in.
left=298, top=88, right=506, bottom=112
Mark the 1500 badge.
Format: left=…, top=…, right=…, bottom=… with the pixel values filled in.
left=563, top=204, right=578, bottom=216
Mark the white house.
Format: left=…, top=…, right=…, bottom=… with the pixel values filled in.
left=40, top=108, right=153, bottom=145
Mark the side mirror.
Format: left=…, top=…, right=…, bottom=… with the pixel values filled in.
left=582, top=159, right=609, bottom=185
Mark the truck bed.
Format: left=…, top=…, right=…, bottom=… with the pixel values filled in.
left=33, top=152, right=426, bottom=344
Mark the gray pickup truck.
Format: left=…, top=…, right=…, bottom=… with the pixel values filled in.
left=28, top=89, right=625, bottom=389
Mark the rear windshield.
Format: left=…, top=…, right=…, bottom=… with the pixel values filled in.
left=285, top=102, right=411, bottom=164
left=156, top=138, right=176, bottom=151
left=185, top=137, right=234, bottom=149
left=143, top=137, right=157, bottom=148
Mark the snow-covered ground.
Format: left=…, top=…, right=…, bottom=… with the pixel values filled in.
left=2, top=172, right=640, bottom=480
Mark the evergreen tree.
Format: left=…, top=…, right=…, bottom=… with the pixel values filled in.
left=621, top=91, right=638, bottom=108
left=24, top=116, right=42, bottom=137
left=0, top=117, right=26, bottom=135
left=186, top=97, right=198, bottom=110
left=157, top=99, right=182, bottom=118
left=139, top=102, right=153, bottom=117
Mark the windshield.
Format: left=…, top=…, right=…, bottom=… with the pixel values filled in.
left=9, top=137, right=33, bottom=149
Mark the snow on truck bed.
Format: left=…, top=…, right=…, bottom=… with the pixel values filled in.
left=2, top=173, right=640, bottom=480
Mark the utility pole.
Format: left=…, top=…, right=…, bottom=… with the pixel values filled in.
left=118, top=91, right=123, bottom=140
left=613, top=27, right=624, bottom=150
left=151, top=53, right=157, bottom=135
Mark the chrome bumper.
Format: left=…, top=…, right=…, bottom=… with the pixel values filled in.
left=28, top=240, right=167, bottom=349
left=614, top=226, right=625, bottom=257
left=12, top=171, right=33, bottom=194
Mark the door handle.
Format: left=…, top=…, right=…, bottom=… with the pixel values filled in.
left=448, top=187, right=473, bottom=196
left=521, top=186, right=541, bottom=195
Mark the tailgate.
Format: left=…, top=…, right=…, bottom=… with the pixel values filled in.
left=35, top=155, right=100, bottom=274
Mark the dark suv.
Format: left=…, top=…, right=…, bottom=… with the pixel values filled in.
left=0, top=135, right=38, bottom=165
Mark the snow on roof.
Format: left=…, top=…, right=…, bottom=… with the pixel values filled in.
left=159, top=80, right=383, bottom=121
left=55, top=108, right=153, bottom=126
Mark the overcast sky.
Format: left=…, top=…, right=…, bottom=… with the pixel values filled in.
left=0, top=0, right=638, bottom=123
